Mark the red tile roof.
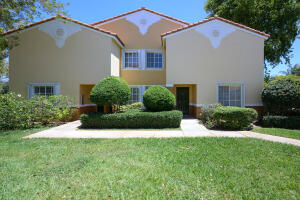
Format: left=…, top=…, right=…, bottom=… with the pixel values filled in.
left=161, top=15, right=270, bottom=38
left=91, top=7, right=190, bottom=26
left=4, top=15, right=124, bottom=46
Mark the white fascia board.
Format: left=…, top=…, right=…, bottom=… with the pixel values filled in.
left=98, top=10, right=188, bottom=26
left=162, top=19, right=268, bottom=41
left=5, top=18, right=124, bottom=48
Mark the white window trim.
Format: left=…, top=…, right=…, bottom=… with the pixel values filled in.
left=28, top=82, right=60, bottom=98
left=122, top=49, right=164, bottom=70
left=129, top=85, right=158, bottom=103
left=122, top=49, right=141, bottom=69
left=145, top=50, right=164, bottom=70
left=216, top=82, right=245, bottom=107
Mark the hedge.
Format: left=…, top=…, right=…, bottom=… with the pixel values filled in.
left=213, top=106, right=258, bottom=130
left=80, top=110, right=183, bottom=129
left=262, top=115, right=300, bottom=129
left=262, top=77, right=300, bottom=115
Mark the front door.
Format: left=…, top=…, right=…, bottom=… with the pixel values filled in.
left=176, top=87, right=189, bottom=115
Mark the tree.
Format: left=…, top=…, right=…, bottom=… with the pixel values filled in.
left=291, top=64, right=300, bottom=75
left=205, top=0, right=300, bottom=68
left=0, top=0, right=67, bottom=67
left=89, top=76, right=131, bottom=112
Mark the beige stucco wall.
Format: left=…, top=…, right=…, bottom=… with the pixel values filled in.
left=97, top=18, right=184, bottom=85
left=165, top=29, right=265, bottom=105
left=9, top=26, right=121, bottom=104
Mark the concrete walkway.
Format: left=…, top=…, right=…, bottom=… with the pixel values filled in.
left=24, top=119, right=300, bottom=146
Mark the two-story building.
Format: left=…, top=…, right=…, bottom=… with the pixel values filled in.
left=5, top=7, right=269, bottom=117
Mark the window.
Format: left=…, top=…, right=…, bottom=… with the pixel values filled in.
left=124, top=52, right=139, bottom=68
left=122, top=50, right=163, bottom=70
left=146, top=52, right=163, bottom=69
left=217, top=83, right=244, bottom=107
left=128, top=85, right=154, bottom=104
left=28, top=83, right=60, bottom=98
left=129, top=87, right=140, bottom=104
left=33, top=85, right=54, bottom=96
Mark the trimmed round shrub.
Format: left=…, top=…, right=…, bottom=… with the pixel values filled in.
left=143, top=86, right=175, bottom=112
left=262, top=77, right=300, bottom=115
left=213, top=106, right=258, bottom=130
left=90, top=76, right=130, bottom=107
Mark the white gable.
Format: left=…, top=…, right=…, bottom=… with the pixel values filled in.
left=126, top=10, right=161, bottom=35
left=195, top=20, right=236, bottom=48
left=38, top=19, right=82, bottom=48
left=162, top=18, right=268, bottom=47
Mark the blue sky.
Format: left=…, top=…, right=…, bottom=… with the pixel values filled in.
left=59, top=0, right=299, bottom=76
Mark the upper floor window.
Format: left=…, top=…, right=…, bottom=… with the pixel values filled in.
left=217, top=83, right=245, bottom=107
left=122, top=49, right=163, bottom=70
left=125, top=51, right=139, bottom=68
left=146, top=52, right=163, bottom=69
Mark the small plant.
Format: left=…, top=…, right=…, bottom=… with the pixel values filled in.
left=143, top=86, right=175, bottom=112
left=90, top=76, right=130, bottom=112
left=120, top=102, right=143, bottom=112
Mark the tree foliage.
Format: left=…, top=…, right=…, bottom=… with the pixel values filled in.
left=0, top=0, right=67, bottom=66
left=205, top=0, right=300, bottom=68
left=291, top=64, right=300, bottom=75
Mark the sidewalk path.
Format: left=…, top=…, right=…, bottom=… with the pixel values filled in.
left=24, top=119, right=300, bottom=146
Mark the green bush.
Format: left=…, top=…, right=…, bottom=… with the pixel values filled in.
left=143, top=86, right=175, bottom=112
left=80, top=110, right=183, bottom=129
left=262, top=115, right=300, bottom=129
left=199, top=103, right=221, bottom=123
left=90, top=76, right=130, bottom=109
left=29, top=95, right=77, bottom=124
left=0, top=93, right=33, bottom=130
left=213, top=106, right=258, bottom=130
left=0, top=93, right=77, bottom=130
left=120, top=102, right=143, bottom=112
left=262, top=77, right=300, bottom=115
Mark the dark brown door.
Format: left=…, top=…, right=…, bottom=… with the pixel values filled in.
left=176, top=87, right=189, bottom=115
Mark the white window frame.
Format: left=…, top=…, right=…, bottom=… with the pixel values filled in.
left=128, top=85, right=155, bottom=103
left=145, top=50, right=164, bottom=70
left=28, top=82, right=60, bottom=98
left=216, top=82, right=245, bottom=107
left=122, top=49, right=164, bottom=70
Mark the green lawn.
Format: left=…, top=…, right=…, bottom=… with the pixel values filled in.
left=0, top=129, right=299, bottom=199
left=254, top=128, right=300, bottom=140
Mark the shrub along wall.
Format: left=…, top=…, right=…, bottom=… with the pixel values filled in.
left=212, top=106, right=258, bottom=130
left=0, top=93, right=77, bottom=130
left=80, top=110, right=183, bottom=129
left=262, top=116, right=300, bottom=129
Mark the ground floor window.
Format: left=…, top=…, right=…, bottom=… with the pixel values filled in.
left=217, top=83, right=245, bottom=107
left=128, top=85, right=153, bottom=104
left=28, top=83, right=60, bottom=98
